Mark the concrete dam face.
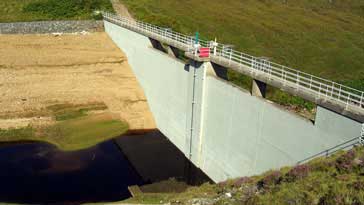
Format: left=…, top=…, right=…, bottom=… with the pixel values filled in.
left=104, top=19, right=363, bottom=182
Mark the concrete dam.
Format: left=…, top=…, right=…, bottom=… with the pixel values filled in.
left=103, top=12, right=364, bottom=182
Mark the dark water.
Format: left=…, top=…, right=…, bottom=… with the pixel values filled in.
left=0, top=131, right=211, bottom=205
left=0, top=140, right=144, bottom=205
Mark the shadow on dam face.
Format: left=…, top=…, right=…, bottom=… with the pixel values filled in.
left=115, top=130, right=212, bottom=188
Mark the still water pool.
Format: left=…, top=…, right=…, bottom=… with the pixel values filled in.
left=0, top=140, right=143, bottom=204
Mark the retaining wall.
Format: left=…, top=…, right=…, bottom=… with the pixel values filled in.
left=0, top=20, right=104, bottom=34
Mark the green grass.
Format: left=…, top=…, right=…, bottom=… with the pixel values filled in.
left=0, top=114, right=128, bottom=151
left=115, top=146, right=364, bottom=205
left=0, top=102, right=108, bottom=121
left=121, top=0, right=364, bottom=85
left=0, top=0, right=114, bottom=22
left=0, top=103, right=128, bottom=151
left=47, top=102, right=108, bottom=121
left=266, top=88, right=316, bottom=110
left=227, top=69, right=316, bottom=115
left=39, top=114, right=129, bottom=150
left=0, top=126, right=35, bottom=141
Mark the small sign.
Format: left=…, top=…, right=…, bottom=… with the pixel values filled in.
left=199, top=47, right=210, bottom=58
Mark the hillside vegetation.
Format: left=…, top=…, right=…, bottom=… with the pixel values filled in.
left=121, top=0, right=364, bottom=90
left=122, top=146, right=364, bottom=205
left=0, top=0, right=113, bottom=22
left=0, top=103, right=129, bottom=151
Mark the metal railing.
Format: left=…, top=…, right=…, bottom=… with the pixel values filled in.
left=297, top=136, right=362, bottom=165
left=103, top=12, right=364, bottom=111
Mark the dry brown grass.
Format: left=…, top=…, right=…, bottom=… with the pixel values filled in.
left=0, top=33, right=155, bottom=130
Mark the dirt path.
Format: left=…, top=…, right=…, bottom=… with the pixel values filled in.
left=110, top=0, right=133, bottom=19
left=0, top=33, right=155, bottom=129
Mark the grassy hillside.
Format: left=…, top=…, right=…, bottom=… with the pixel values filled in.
left=122, top=146, right=364, bottom=205
left=121, top=0, right=364, bottom=90
left=0, top=0, right=114, bottom=22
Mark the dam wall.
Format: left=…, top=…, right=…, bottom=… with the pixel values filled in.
left=104, top=20, right=362, bottom=182
left=201, top=77, right=361, bottom=180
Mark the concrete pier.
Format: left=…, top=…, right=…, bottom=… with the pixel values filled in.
left=252, top=79, right=267, bottom=98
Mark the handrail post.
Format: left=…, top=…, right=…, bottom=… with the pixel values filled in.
left=346, top=93, right=350, bottom=110
left=283, top=70, right=286, bottom=85
left=239, top=53, right=243, bottom=68
left=360, top=123, right=364, bottom=145
left=229, top=50, right=232, bottom=65
left=319, top=83, right=322, bottom=97
left=251, top=57, right=257, bottom=72
left=213, top=38, right=217, bottom=56
left=338, top=86, right=342, bottom=101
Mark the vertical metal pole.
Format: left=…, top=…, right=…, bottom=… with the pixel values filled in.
left=346, top=93, right=350, bottom=110
left=319, top=83, right=322, bottom=97
left=338, top=86, right=342, bottom=101
left=214, top=38, right=217, bottom=55
left=229, top=50, right=232, bottom=65
left=360, top=123, right=364, bottom=145
left=195, top=32, right=199, bottom=44
left=189, top=62, right=198, bottom=160
left=282, top=70, right=286, bottom=85
left=268, top=61, right=272, bottom=80
left=239, top=53, right=243, bottom=68
left=194, top=32, right=199, bottom=57
left=251, top=57, right=255, bottom=70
